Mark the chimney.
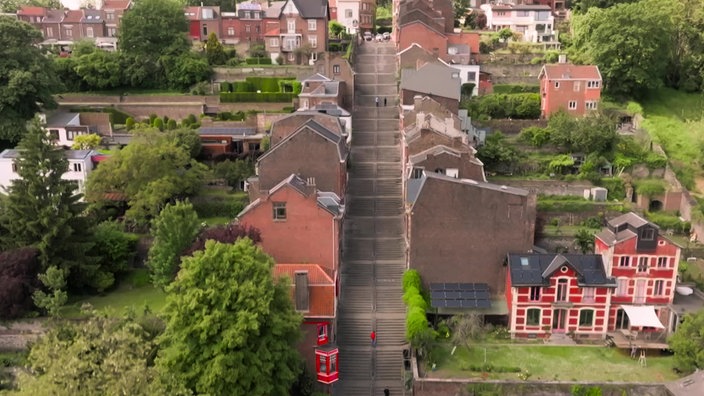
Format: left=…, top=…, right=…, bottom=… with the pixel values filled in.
left=294, top=272, right=309, bottom=311
left=306, top=177, right=316, bottom=188
left=558, top=54, right=567, bottom=64
left=413, top=95, right=423, bottom=110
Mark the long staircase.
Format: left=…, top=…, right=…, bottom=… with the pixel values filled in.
left=334, top=41, right=408, bottom=395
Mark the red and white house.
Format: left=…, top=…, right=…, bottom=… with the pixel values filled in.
left=506, top=253, right=615, bottom=338
left=507, top=212, right=682, bottom=344
left=595, top=212, right=681, bottom=344
left=539, top=61, right=602, bottom=118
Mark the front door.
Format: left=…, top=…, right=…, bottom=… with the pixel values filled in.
left=552, top=309, right=567, bottom=333
left=635, top=279, right=646, bottom=304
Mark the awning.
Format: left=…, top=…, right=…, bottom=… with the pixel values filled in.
left=621, top=305, right=665, bottom=329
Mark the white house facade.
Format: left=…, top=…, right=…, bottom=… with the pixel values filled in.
left=337, top=0, right=360, bottom=34
left=480, top=3, right=557, bottom=44
left=443, top=62, right=481, bottom=97
left=0, top=149, right=98, bottom=196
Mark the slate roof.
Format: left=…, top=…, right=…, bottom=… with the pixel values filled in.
left=401, top=62, right=461, bottom=101
left=273, top=263, right=335, bottom=318
left=0, top=149, right=95, bottom=160
left=406, top=170, right=527, bottom=206
left=81, top=9, right=104, bottom=23
left=198, top=127, right=258, bottom=137
left=540, top=64, right=601, bottom=81
left=596, top=212, right=655, bottom=246
left=62, top=10, right=83, bottom=23
left=43, top=9, right=65, bottom=23
left=303, top=73, right=332, bottom=82
left=408, top=145, right=462, bottom=165
left=45, top=112, right=80, bottom=127
left=300, top=80, right=340, bottom=97
left=290, top=0, right=327, bottom=18
left=265, top=1, right=285, bottom=18
left=308, top=103, right=351, bottom=117
left=507, top=253, right=616, bottom=287
left=317, top=191, right=343, bottom=216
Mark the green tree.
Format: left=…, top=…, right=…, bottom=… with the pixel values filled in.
left=147, top=201, right=201, bottom=288
left=85, top=129, right=209, bottom=227
left=166, top=52, right=213, bottom=90
left=205, top=32, right=227, bottom=65
left=574, top=228, right=596, bottom=254
left=71, top=133, right=102, bottom=150
left=0, top=17, right=59, bottom=141
left=92, top=221, right=139, bottom=276
left=669, top=310, right=704, bottom=373
left=571, top=0, right=638, bottom=14
left=329, top=21, right=345, bottom=38
left=476, top=132, right=520, bottom=172
left=635, top=178, right=667, bottom=202
left=571, top=0, right=673, bottom=98
left=74, top=49, right=123, bottom=89
left=186, top=0, right=235, bottom=12
left=214, top=159, right=254, bottom=189
left=15, top=309, right=173, bottom=395
left=119, top=0, right=189, bottom=59
left=0, top=119, right=100, bottom=290
left=156, top=239, right=302, bottom=395
left=31, top=266, right=68, bottom=317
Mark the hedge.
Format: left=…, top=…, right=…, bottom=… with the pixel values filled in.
left=219, top=82, right=231, bottom=93
left=245, top=76, right=296, bottom=92
left=493, top=84, right=540, bottom=94
left=220, top=92, right=296, bottom=103
left=245, top=57, right=272, bottom=65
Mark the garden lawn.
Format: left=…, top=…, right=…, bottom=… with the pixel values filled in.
left=61, top=269, right=166, bottom=319
left=431, top=344, right=678, bottom=383
left=640, top=88, right=704, bottom=191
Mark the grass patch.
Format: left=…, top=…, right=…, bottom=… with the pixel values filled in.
left=641, top=88, right=704, bottom=191
left=192, top=188, right=248, bottom=219
left=60, top=88, right=187, bottom=96
left=0, top=351, right=27, bottom=367
left=431, top=343, right=678, bottom=382
left=61, top=269, right=166, bottom=318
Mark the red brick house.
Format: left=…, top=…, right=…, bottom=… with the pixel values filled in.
left=314, top=52, right=355, bottom=109
left=249, top=119, right=348, bottom=200
left=506, top=253, right=615, bottom=339
left=406, top=171, right=536, bottom=295
left=60, top=10, right=83, bottom=41
left=273, top=263, right=337, bottom=382
left=80, top=9, right=106, bottom=40
left=16, top=6, right=46, bottom=30
left=102, top=0, right=132, bottom=38
left=539, top=61, right=602, bottom=118
left=298, top=73, right=345, bottom=110
left=185, top=6, right=221, bottom=41
left=239, top=173, right=343, bottom=274
left=220, top=1, right=270, bottom=45
left=595, top=212, right=681, bottom=344
left=269, top=112, right=345, bottom=146
left=407, top=145, right=486, bottom=181
left=264, top=0, right=329, bottom=64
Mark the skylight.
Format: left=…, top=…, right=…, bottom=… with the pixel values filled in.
left=520, top=257, right=529, bottom=266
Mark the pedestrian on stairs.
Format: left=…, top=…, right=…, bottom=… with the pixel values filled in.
left=371, top=330, right=377, bottom=347
left=375, top=96, right=379, bottom=107
left=384, top=388, right=390, bottom=396
left=384, top=97, right=387, bottom=106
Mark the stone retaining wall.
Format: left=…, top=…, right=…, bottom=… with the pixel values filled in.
left=413, top=379, right=670, bottom=396
left=213, top=66, right=314, bottom=82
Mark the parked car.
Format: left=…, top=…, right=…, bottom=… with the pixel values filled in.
left=382, top=32, right=390, bottom=41
left=364, top=31, right=373, bottom=41
left=375, top=34, right=383, bottom=42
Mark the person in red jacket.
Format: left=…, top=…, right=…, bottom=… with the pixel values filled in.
left=370, top=330, right=377, bottom=347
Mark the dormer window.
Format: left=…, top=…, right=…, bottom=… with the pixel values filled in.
left=641, top=228, right=655, bottom=241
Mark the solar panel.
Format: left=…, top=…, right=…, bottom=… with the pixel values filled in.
left=429, top=282, right=493, bottom=309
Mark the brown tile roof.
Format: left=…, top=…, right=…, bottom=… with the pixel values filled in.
left=540, top=64, right=601, bottom=80
left=103, top=0, right=131, bottom=10
left=18, top=6, right=46, bottom=16
left=274, top=264, right=335, bottom=318
left=62, top=10, right=83, bottom=23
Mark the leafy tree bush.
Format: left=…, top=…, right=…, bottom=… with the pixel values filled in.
left=205, top=32, right=227, bottom=65
left=476, top=132, right=520, bottom=172
left=71, top=133, right=102, bottom=150
left=245, top=57, right=272, bottom=65
left=669, top=309, right=704, bottom=373
left=147, top=201, right=201, bottom=288
left=635, top=178, right=666, bottom=200
left=450, top=313, right=486, bottom=351
left=0, top=247, right=40, bottom=319
left=184, top=223, right=261, bottom=256
left=166, top=119, right=177, bottom=130
left=92, top=221, right=139, bottom=277
left=214, top=159, right=255, bottom=189
left=156, top=239, right=302, bottom=395
left=166, top=52, right=213, bottom=90
left=402, top=269, right=422, bottom=293
left=220, top=92, right=296, bottom=102
left=575, top=228, right=596, bottom=253
left=471, top=93, right=541, bottom=119
left=492, top=84, right=540, bottom=94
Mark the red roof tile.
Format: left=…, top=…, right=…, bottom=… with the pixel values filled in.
left=103, top=0, right=131, bottom=10
left=18, top=6, right=46, bottom=16
left=265, top=27, right=280, bottom=36
left=274, top=264, right=335, bottom=318
left=541, top=64, right=601, bottom=80
left=62, top=10, right=83, bottom=23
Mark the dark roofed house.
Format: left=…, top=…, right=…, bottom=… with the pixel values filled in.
left=269, top=112, right=344, bottom=146
left=506, top=253, right=615, bottom=339
left=400, top=61, right=461, bottom=113
left=249, top=119, right=348, bottom=201
left=406, top=170, right=535, bottom=302
left=298, top=73, right=345, bottom=110
left=264, top=0, right=329, bottom=65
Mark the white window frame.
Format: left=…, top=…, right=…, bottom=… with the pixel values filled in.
left=72, top=162, right=82, bottom=172
left=587, top=80, right=600, bottom=88
left=554, top=81, right=560, bottom=89
left=616, top=278, right=628, bottom=296
left=568, top=101, right=577, bottom=110
left=529, top=286, right=541, bottom=301
left=583, top=287, right=595, bottom=303
left=619, top=256, right=630, bottom=267
left=654, top=280, right=664, bottom=296
left=308, top=19, right=317, bottom=31
left=309, top=36, right=317, bottom=48
left=227, top=27, right=235, bottom=36
left=573, top=81, right=580, bottom=91
left=556, top=278, right=569, bottom=302
left=269, top=38, right=279, bottom=47
left=526, top=308, right=541, bottom=326
left=273, top=202, right=287, bottom=220
left=86, top=26, right=94, bottom=38
left=657, top=257, right=668, bottom=268
left=287, top=19, right=296, bottom=33
left=586, top=101, right=598, bottom=110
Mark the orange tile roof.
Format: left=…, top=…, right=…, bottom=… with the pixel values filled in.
left=265, top=27, right=280, bottom=36
left=18, top=6, right=46, bottom=16
left=541, top=64, right=601, bottom=80
left=274, top=264, right=335, bottom=318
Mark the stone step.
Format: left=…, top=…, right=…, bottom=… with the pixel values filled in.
left=376, top=288, right=406, bottom=315
left=337, top=349, right=373, bottom=379
left=376, top=179, right=402, bottom=195
left=353, top=132, right=377, bottom=146
left=339, top=286, right=374, bottom=312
